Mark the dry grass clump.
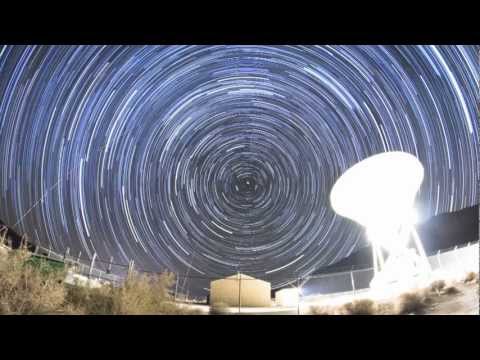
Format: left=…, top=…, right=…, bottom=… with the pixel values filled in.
left=65, top=282, right=114, bottom=315
left=65, top=271, right=184, bottom=315
left=209, top=302, right=230, bottom=315
left=0, top=249, right=66, bottom=314
left=376, top=302, right=396, bottom=315
left=428, top=279, right=461, bottom=296
left=307, top=277, right=466, bottom=316
left=429, top=280, right=446, bottom=294
left=463, top=272, right=479, bottom=284
left=309, top=305, right=334, bottom=315
left=341, top=299, right=377, bottom=315
left=309, top=300, right=378, bottom=315
left=0, top=247, right=199, bottom=315
left=309, top=300, right=390, bottom=315
left=396, top=290, right=432, bottom=314
left=111, top=272, right=174, bottom=315
left=441, top=285, right=461, bottom=295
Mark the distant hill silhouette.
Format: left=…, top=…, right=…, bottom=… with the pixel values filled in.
left=312, top=204, right=479, bottom=275
left=417, top=204, right=479, bottom=253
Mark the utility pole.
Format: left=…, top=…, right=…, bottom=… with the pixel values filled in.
left=238, top=272, right=242, bottom=314
left=297, top=278, right=301, bottom=315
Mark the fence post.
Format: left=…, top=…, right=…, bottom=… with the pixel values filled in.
left=34, top=245, right=39, bottom=254
left=47, top=246, right=51, bottom=258
left=89, top=252, right=97, bottom=278
left=77, top=251, right=82, bottom=264
left=0, top=227, right=5, bottom=245
left=127, top=259, right=135, bottom=279
left=437, top=250, right=442, bottom=268
left=174, top=274, right=179, bottom=301
left=64, top=247, right=70, bottom=262
left=107, top=256, right=113, bottom=274
left=350, top=269, right=356, bottom=297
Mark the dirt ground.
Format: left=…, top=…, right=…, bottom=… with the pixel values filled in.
left=189, top=279, right=480, bottom=315
left=424, top=281, right=479, bottom=315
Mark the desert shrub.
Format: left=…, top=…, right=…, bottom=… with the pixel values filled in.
left=309, top=305, right=334, bottom=315
left=441, top=286, right=461, bottom=295
left=210, top=302, right=230, bottom=315
left=376, top=302, right=396, bottom=315
left=109, top=272, right=175, bottom=315
left=0, top=248, right=199, bottom=315
left=65, top=282, right=114, bottom=315
left=463, top=272, right=479, bottom=284
left=429, top=280, right=446, bottom=294
left=0, top=249, right=66, bottom=314
left=64, top=271, right=182, bottom=315
left=341, top=299, right=377, bottom=315
left=396, top=290, right=432, bottom=314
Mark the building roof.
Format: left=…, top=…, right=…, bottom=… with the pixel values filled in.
left=211, top=273, right=270, bottom=284
left=225, top=273, right=255, bottom=280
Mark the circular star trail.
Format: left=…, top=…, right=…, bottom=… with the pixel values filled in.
left=0, top=46, right=478, bottom=292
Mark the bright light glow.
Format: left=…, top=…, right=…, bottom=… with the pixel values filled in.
left=330, top=152, right=424, bottom=232
left=330, top=152, right=431, bottom=291
left=275, top=288, right=300, bottom=307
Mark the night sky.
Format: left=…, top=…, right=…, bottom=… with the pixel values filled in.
left=0, top=46, right=478, bottom=291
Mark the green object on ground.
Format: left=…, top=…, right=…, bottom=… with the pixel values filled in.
left=25, top=255, right=66, bottom=276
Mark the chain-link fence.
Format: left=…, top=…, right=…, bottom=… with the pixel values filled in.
left=299, top=241, right=478, bottom=309
left=1, top=232, right=477, bottom=314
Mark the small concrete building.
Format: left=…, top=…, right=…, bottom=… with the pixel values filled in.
left=210, top=273, right=271, bottom=307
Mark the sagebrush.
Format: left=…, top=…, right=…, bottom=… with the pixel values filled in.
left=429, top=280, right=446, bottom=294
left=341, top=299, right=376, bottom=315
left=463, top=272, right=479, bottom=284
left=396, top=290, right=432, bottom=314
left=0, top=248, right=66, bottom=314
left=0, top=248, right=200, bottom=315
left=309, top=305, right=334, bottom=315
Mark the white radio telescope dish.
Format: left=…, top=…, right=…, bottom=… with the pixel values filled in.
left=330, top=151, right=424, bottom=230
left=330, top=152, right=431, bottom=291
